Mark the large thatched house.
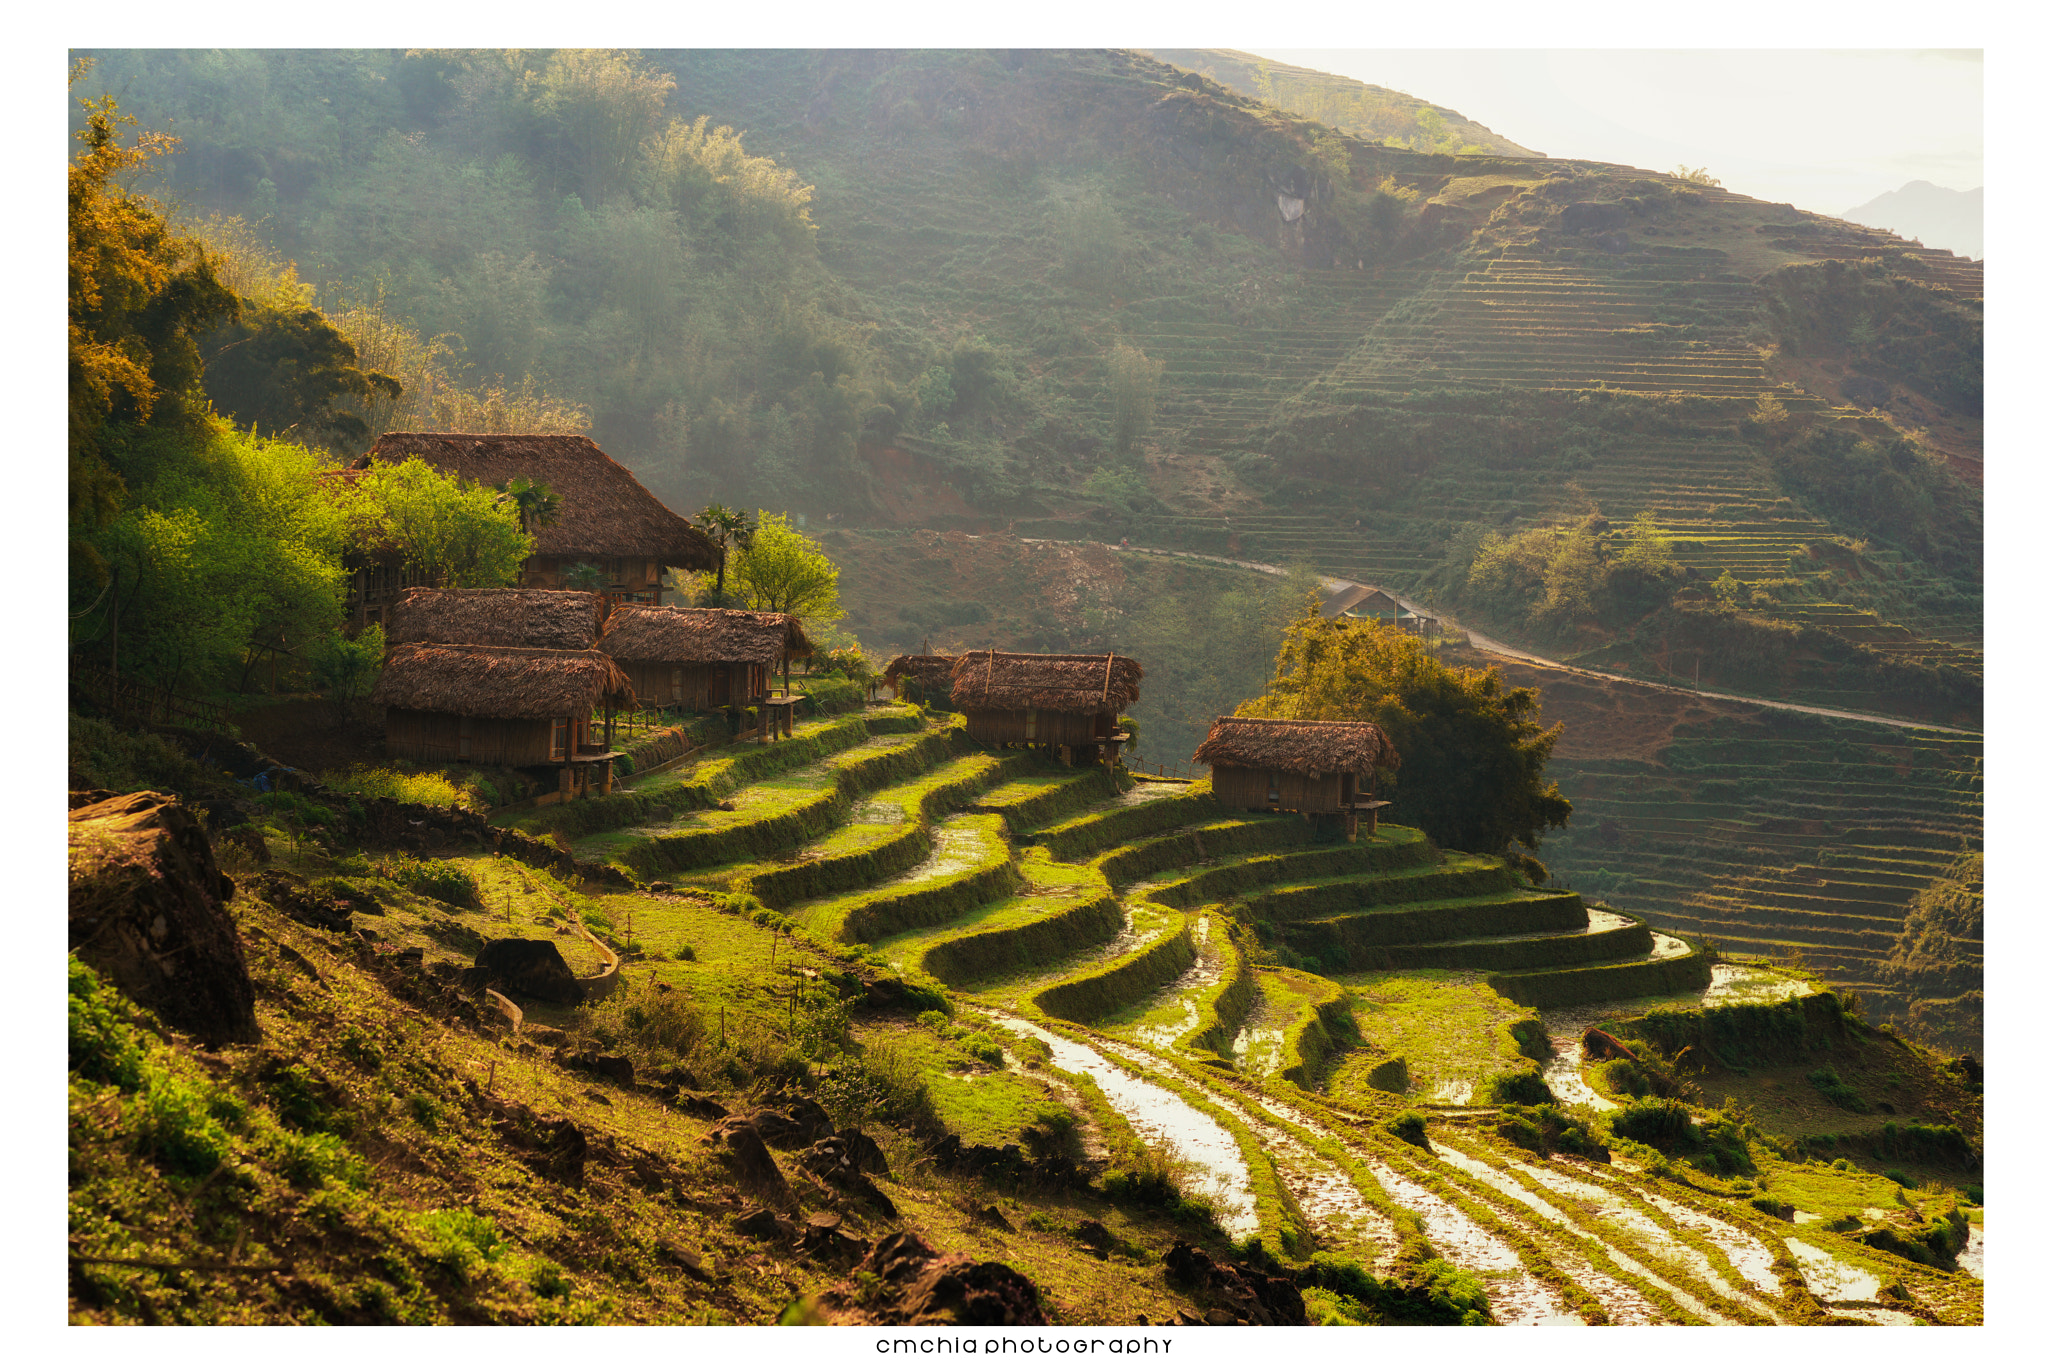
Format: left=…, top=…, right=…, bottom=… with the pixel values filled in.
left=595, top=605, right=812, bottom=711
left=371, top=642, right=636, bottom=801
left=1192, top=715, right=1401, bottom=838
left=881, top=654, right=955, bottom=705
left=343, top=433, right=720, bottom=627
left=387, top=588, right=605, bottom=651
left=948, top=650, right=1142, bottom=762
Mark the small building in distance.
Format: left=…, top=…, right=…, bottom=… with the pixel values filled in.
left=343, top=433, right=720, bottom=627
left=1320, top=584, right=1405, bottom=621
left=387, top=587, right=605, bottom=651
left=596, top=605, right=812, bottom=714
left=371, top=642, right=635, bottom=802
left=1192, top=715, right=1401, bottom=839
left=881, top=654, right=956, bottom=706
left=949, top=650, right=1142, bottom=764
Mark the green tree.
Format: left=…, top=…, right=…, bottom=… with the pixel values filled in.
left=494, top=476, right=561, bottom=535
left=1617, top=510, right=1675, bottom=575
left=562, top=562, right=609, bottom=592
left=340, top=457, right=533, bottom=590
left=694, top=503, right=755, bottom=605
left=201, top=299, right=402, bottom=450
left=309, top=622, right=386, bottom=720
left=1106, top=344, right=1163, bottom=455
left=68, top=69, right=239, bottom=563
left=1240, top=608, right=1571, bottom=865
left=726, top=512, right=844, bottom=632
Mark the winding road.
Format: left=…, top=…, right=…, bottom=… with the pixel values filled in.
left=1018, top=538, right=1979, bottom=739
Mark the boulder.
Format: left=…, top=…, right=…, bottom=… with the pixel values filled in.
left=811, top=1231, right=1045, bottom=1325
left=703, top=1118, right=793, bottom=1206
left=467, top=937, right=584, bottom=1005
left=69, top=791, right=258, bottom=1046
left=1163, top=1241, right=1307, bottom=1326
left=1582, top=1027, right=1637, bottom=1062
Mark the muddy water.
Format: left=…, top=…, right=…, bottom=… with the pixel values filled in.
left=1957, top=1221, right=1982, bottom=1279
left=1635, top=1188, right=1783, bottom=1300
left=1508, top=1162, right=1745, bottom=1321
left=1366, top=1156, right=1582, bottom=1325
left=987, top=1013, right=1258, bottom=1240
left=1784, top=1237, right=1882, bottom=1302
left=1095, top=1038, right=1400, bottom=1272
left=1431, top=1139, right=1738, bottom=1325
left=1130, top=917, right=1222, bottom=1050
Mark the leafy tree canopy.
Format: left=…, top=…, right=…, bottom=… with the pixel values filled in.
left=724, top=512, right=844, bottom=633
left=1239, top=607, right=1571, bottom=862
left=202, top=299, right=402, bottom=450
left=337, top=457, right=534, bottom=590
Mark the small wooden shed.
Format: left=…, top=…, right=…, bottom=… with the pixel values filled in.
left=371, top=642, right=636, bottom=800
left=595, top=605, right=812, bottom=713
left=387, top=587, right=604, bottom=651
left=881, top=654, right=956, bottom=705
left=1192, top=715, right=1401, bottom=838
left=949, top=650, right=1142, bottom=763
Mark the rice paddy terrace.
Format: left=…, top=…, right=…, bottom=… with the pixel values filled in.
left=498, top=702, right=1980, bottom=1324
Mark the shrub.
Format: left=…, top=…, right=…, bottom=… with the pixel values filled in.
left=374, top=852, right=481, bottom=908
left=1610, top=1096, right=1696, bottom=1149
left=1482, top=1069, right=1554, bottom=1106
left=1808, top=1066, right=1870, bottom=1112
left=1750, top=1194, right=1794, bottom=1221
left=1385, top=1111, right=1430, bottom=1149
left=323, top=764, right=470, bottom=810
left=1495, top=1103, right=1609, bottom=1160
left=417, top=1208, right=509, bottom=1281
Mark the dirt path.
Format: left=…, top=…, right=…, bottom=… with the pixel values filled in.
left=1019, top=538, right=1979, bottom=738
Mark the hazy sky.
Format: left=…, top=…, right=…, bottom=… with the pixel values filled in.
left=1249, top=49, right=1982, bottom=216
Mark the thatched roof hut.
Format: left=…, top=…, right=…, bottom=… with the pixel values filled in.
left=882, top=654, right=956, bottom=697
left=388, top=588, right=604, bottom=651
left=1194, top=716, right=1400, bottom=831
left=361, top=433, right=720, bottom=571
left=1193, top=716, right=1401, bottom=776
left=371, top=643, right=635, bottom=720
left=596, top=605, right=813, bottom=665
left=949, top=651, right=1143, bottom=714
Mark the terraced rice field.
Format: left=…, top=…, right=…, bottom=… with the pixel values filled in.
left=564, top=698, right=1974, bottom=1324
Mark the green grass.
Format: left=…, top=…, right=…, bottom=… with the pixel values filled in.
left=1033, top=914, right=1198, bottom=1024
left=1326, top=969, right=1531, bottom=1106
left=789, top=812, right=1017, bottom=944
left=878, top=851, right=1122, bottom=991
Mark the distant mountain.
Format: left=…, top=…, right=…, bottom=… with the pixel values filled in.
left=1841, top=181, right=1982, bottom=261
left=1144, top=48, right=1541, bottom=158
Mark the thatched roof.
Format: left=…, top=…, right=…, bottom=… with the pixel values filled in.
left=371, top=643, right=635, bottom=720
left=596, top=605, right=813, bottom=666
left=1321, top=584, right=1404, bottom=619
left=388, top=588, right=604, bottom=650
left=1192, top=716, right=1401, bottom=775
left=882, top=654, right=955, bottom=692
left=949, top=651, right=1143, bottom=714
left=362, top=433, right=720, bottom=570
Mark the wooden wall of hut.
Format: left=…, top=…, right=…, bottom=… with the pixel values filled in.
left=617, top=661, right=770, bottom=709
left=384, top=708, right=561, bottom=767
left=962, top=707, right=1112, bottom=747
left=1211, top=764, right=1350, bottom=813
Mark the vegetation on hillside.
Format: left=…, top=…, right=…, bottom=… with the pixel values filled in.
left=1239, top=610, right=1571, bottom=869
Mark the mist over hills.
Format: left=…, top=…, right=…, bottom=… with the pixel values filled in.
left=1841, top=181, right=1982, bottom=261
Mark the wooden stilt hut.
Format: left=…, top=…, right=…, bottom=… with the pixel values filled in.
left=948, top=650, right=1142, bottom=766
left=595, top=606, right=812, bottom=738
left=371, top=643, right=636, bottom=803
left=1192, top=715, right=1401, bottom=840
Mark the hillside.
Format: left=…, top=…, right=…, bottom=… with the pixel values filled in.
left=69, top=706, right=1984, bottom=1325
left=1141, top=50, right=1542, bottom=158
left=78, top=48, right=1982, bottom=724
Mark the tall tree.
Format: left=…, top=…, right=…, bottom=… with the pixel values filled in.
left=694, top=503, right=754, bottom=605
left=726, top=513, right=843, bottom=628
left=1240, top=607, right=1571, bottom=870
left=339, top=457, right=534, bottom=590
left=68, top=68, right=238, bottom=567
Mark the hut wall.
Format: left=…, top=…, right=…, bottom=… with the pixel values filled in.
left=617, top=660, right=770, bottom=709
left=384, top=708, right=558, bottom=766
left=1211, top=764, right=1348, bottom=813
left=962, top=707, right=1111, bottom=747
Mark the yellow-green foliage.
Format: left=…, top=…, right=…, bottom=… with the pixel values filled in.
left=1328, top=969, right=1530, bottom=1107
left=323, top=764, right=475, bottom=810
